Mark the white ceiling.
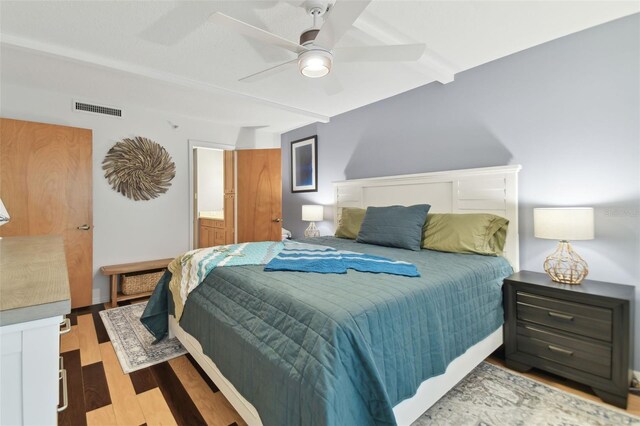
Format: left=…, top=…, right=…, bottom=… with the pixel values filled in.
left=1, top=1, right=638, bottom=134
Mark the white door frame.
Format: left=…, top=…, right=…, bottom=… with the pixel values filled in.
left=188, top=139, right=234, bottom=250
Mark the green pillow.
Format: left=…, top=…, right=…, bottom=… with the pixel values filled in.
left=422, top=213, right=509, bottom=256
left=335, top=207, right=366, bottom=239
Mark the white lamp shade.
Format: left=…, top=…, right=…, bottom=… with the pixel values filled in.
left=534, top=207, right=594, bottom=240
left=0, top=198, right=9, bottom=226
left=302, top=205, right=323, bottom=222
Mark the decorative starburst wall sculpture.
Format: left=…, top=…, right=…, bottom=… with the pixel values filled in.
left=102, top=137, right=175, bottom=201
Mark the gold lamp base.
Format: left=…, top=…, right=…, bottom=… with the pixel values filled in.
left=543, top=240, right=589, bottom=284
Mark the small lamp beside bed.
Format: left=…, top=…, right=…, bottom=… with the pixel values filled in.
left=302, top=204, right=323, bottom=238
left=0, top=198, right=10, bottom=238
left=534, top=207, right=594, bottom=284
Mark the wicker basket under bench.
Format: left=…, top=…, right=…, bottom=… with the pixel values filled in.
left=100, top=258, right=173, bottom=308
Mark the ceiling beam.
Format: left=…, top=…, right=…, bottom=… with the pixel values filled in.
left=0, top=34, right=331, bottom=123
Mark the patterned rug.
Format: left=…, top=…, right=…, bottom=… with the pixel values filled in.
left=99, top=302, right=186, bottom=374
left=414, top=362, right=639, bottom=426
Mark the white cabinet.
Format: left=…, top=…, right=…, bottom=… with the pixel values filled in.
left=0, top=316, right=65, bottom=425
left=0, top=236, right=71, bottom=425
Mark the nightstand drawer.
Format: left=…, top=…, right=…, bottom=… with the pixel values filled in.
left=516, top=292, right=612, bottom=342
left=516, top=324, right=611, bottom=379
left=517, top=292, right=612, bottom=322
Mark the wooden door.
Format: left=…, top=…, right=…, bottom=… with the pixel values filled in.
left=193, top=147, right=200, bottom=248
left=223, top=150, right=235, bottom=244
left=0, top=118, right=93, bottom=308
left=236, top=149, right=282, bottom=243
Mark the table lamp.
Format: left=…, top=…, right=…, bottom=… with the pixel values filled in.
left=0, top=198, right=9, bottom=239
left=0, top=198, right=9, bottom=226
left=533, top=207, right=594, bottom=284
left=302, top=205, right=323, bottom=238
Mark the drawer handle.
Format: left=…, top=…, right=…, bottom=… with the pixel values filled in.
left=548, top=311, right=574, bottom=321
left=60, top=318, right=72, bottom=335
left=548, top=345, right=574, bottom=356
left=58, top=368, right=68, bottom=412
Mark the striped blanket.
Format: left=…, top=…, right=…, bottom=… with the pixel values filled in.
left=264, top=241, right=420, bottom=277
left=169, top=241, right=283, bottom=320
left=169, top=241, right=419, bottom=320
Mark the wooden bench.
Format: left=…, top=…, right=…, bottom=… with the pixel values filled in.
left=100, top=258, right=173, bottom=308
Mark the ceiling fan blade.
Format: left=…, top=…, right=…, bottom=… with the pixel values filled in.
left=239, top=59, right=298, bottom=83
left=242, top=9, right=295, bottom=63
left=314, top=0, right=372, bottom=50
left=139, top=3, right=212, bottom=45
left=209, top=12, right=307, bottom=54
left=334, top=44, right=426, bottom=62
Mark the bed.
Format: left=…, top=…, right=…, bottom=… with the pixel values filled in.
left=155, top=165, right=521, bottom=426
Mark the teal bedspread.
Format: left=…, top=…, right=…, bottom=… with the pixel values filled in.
left=144, top=237, right=512, bottom=426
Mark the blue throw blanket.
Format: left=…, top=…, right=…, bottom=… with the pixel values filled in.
left=264, top=241, right=420, bottom=277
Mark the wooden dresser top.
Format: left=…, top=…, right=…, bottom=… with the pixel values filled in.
left=0, top=235, right=71, bottom=326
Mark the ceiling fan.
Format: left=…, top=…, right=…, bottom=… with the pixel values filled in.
left=209, top=0, right=426, bottom=83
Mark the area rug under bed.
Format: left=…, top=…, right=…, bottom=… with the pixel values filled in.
left=414, top=361, right=639, bottom=426
left=99, top=302, right=186, bottom=373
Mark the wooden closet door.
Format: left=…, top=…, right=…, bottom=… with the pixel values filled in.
left=223, top=150, right=235, bottom=244
left=0, top=118, right=93, bottom=308
left=236, top=149, right=282, bottom=243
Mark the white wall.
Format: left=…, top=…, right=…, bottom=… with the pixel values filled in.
left=1, top=82, right=241, bottom=304
left=196, top=148, right=224, bottom=214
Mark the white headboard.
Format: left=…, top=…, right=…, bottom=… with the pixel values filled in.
left=333, top=165, right=522, bottom=271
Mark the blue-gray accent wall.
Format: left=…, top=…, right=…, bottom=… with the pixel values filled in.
left=282, top=15, right=639, bottom=366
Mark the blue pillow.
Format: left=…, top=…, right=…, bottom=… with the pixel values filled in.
left=356, top=204, right=431, bottom=251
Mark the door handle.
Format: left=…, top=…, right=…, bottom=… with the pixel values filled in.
left=58, top=367, right=68, bottom=412
left=59, top=318, right=71, bottom=335
left=77, top=224, right=91, bottom=230
left=272, top=218, right=282, bottom=223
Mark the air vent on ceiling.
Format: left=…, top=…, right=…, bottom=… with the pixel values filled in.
left=73, top=100, right=122, bottom=118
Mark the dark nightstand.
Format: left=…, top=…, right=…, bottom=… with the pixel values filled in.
left=503, top=271, right=635, bottom=408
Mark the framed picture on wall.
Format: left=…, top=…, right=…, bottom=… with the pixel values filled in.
left=291, top=136, right=318, bottom=193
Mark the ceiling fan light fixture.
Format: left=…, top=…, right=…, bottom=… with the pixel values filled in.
left=298, top=49, right=332, bottom=78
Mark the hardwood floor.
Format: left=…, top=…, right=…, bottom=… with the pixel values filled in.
left=59, top=302, right=245, bottom=426
left=61, top=302, right=638, bottom=424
